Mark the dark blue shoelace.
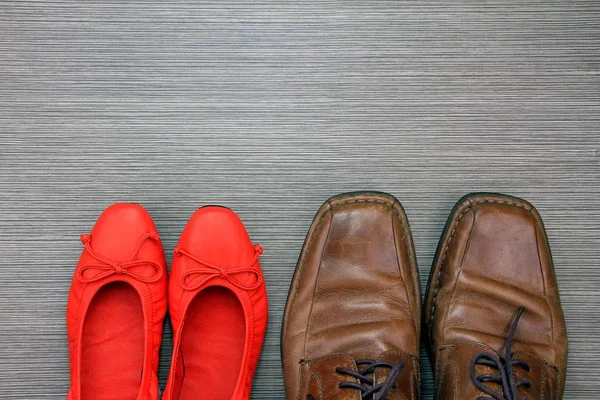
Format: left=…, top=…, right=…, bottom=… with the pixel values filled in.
left=306, top=359, right=404, bottom=400
left=469, top=306, right=532, bottom=400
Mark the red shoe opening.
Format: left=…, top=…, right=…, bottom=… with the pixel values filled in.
left=80, top=282, right=144, bottom=400
left=178, top=286, right=246, bottom=400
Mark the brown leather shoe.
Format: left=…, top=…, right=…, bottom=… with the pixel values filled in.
left=424, top=193, right=568, bottom=400
left=281, top=192, right=421, bottom=400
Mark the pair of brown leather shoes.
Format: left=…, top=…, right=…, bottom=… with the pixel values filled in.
left=281, top=192, right=567, bottom=400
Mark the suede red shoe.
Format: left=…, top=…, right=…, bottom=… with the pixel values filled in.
left=163, top=206, right=268, bottom=400
left=66, top=203, right=168, bottom=400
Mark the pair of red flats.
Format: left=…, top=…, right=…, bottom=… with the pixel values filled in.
left=66, top=204, right=268, bottom=400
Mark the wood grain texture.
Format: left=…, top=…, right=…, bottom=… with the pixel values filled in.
left=0, top=1, right=599, bottom=398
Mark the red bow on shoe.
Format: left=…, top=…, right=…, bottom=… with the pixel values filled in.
left=175, top=244, right=263, bottom=291
left=77, top=232, right=163, bottom=283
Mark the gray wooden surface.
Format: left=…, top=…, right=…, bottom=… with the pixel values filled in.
left=1, top=1, right=599, bottom=398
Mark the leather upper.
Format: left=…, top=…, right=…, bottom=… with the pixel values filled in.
left=66, top=203, right=168, bottom=400
left=424, top=193, right=568, bottom=400
left=282, top=192, right=421, bottom=400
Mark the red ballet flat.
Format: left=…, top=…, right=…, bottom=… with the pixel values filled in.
left=66, top=203, right=168, bottom=400
left=163, top=206, right=268, bottom=400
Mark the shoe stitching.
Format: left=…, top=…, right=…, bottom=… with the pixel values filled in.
left=541, top=369, right=546, bottom=400
left=449, top=358, right=459, bottom=400
left=297, top=354, right=355, bottom=400
left=308, top=373, right=324, bottom=400
left=413, top=356, right=420, bottom=398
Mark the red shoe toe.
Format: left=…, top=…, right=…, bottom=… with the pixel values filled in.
left=66, top=203, right=167, bottom=400
left=164, top=206, right=268, bottom=400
